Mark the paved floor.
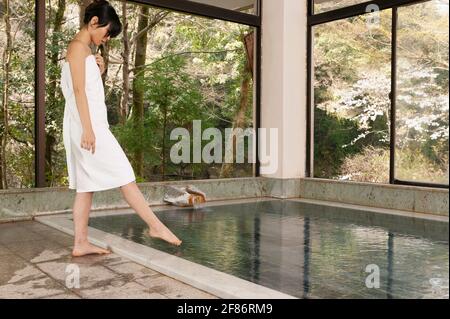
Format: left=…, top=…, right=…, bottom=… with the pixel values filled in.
left=0, top=221, right=218, bottom=299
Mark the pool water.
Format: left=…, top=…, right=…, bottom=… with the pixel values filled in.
left=89, top=200, right=449, bottom=299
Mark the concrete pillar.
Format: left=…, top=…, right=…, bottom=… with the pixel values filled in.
left=260, top=0, right=307, bottom=178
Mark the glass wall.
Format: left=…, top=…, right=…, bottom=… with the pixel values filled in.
left=395, top=0, right=449, bottom=184
left=45, top=0, right=256, bottom=188
left=313, top=10, right=392, bottom=183
left=0, top=0, right=36, bottom=190
left=309, top=0, right=449, bottom=187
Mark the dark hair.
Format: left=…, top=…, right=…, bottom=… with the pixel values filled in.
left=84, top=0, right=122, bottom=38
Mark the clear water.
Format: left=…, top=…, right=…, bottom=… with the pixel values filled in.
left=89, top=200, right=449, bottom=299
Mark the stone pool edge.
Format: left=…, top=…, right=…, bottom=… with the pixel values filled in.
left=2, top=177, right=448, bottom=223
left=35, top=213, right=297, bottom=300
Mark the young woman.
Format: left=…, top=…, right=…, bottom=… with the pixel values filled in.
left=60, top=0, right=182, bottom=257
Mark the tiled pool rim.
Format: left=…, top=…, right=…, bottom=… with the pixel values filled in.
left=35, top=197, right=448, bottom=299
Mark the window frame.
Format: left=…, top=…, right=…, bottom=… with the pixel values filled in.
left=306, top=0, right=449, bottom=189
left=35, top=0, right=262, bottom=187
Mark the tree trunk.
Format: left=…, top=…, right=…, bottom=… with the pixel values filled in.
left=45, top=0, right=66, bottom=187
left=120, top=1, right=130, bottom=125
left=219, top=71, right=251, bottom=178
left=161, top=104, right=167, bottom=181
left=78, top=0, right=91, bottom=28
left=1, top=0, right=11, bottom=189
left=97, top=44, right=108, bottom=76
left=220, top=33, right=253, bottom=178
left=131, top=6, right=149, bottom=178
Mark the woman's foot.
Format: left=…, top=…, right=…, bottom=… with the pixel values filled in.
left=72, top=242, right=111, bottom=257
left=149, top=223, right=182, bottom=246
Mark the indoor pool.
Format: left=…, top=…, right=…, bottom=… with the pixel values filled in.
left=88, top=200, right=449, bottom=299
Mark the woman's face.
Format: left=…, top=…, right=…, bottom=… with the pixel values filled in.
left=89, top=17, right=111, bottom=46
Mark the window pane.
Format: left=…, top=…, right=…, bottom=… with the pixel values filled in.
left=0, top=0, right=35, bottom=189
left=395, top=0, right=449, bottom=184
left=187, top=0, right=258, bottom=15
left=314, top=0, right=371, bottom=14
left=313, top=10, right=392, bottom=183
left=49, top=0, right=255, bottom=187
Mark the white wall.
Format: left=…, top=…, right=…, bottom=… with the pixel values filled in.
left=260, top=0, right=308, bottom=178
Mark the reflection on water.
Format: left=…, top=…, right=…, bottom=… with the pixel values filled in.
left=89, top=200, right=449, bottom=299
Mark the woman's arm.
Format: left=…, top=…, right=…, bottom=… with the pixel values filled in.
left=67, top=40, right=96, bottom=154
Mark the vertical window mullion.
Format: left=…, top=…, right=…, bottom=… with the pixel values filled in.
left=306, top=0, right=314, bottom=177
left=35, top=0, right=46, bottom=188
left=390, top=7, right=398, bottom=185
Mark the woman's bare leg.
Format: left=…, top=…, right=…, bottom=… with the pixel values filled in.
left=120, top=181, right=182, bottom=246
left=72, top=192, right=111, bottom=257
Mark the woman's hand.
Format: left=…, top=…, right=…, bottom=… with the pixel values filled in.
left=81, top=128, right=96, bottom=154
left=95, top=53, right=105, bottom=75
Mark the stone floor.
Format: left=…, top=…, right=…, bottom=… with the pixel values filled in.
left=0, top=220, right=219, bottom=299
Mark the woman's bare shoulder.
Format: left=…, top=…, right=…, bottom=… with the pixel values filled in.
left=64, top=39, right=91, bottom=62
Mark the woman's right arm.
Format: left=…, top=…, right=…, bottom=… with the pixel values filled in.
left=67, top=41, right=96, bottom=154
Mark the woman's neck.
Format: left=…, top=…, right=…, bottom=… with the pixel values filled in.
left=73, top=28, right=92, bottom=48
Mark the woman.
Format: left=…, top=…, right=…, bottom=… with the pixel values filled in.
left=61, top=0, right=182, bottom=257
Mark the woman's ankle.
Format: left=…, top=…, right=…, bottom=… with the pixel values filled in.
left=74, top=238, right=89, bottom=246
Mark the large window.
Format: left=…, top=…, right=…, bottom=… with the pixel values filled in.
left=44, top=0, right=258, bottom=186
left=0, top=0, right=260, bottom=191
left=308, top=0, right=449, bottom=188
left=395, top=1, right=449, bottom=184
left=313, top=10, right=392, bottom=183
left=0, top=0, right=36, bottom=190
